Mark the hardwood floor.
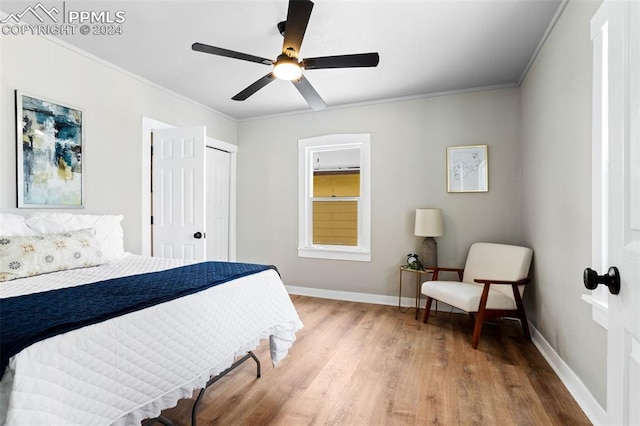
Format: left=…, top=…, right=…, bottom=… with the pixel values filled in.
left=159, top=295, right=591, bottom=425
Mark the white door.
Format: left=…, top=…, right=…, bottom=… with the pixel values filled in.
left=603, top=1, right=640, bottom=423
left=152, top=127, right=206, bottom=261
left=206, top=147, right=231, bottom=261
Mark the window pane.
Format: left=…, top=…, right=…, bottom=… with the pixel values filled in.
left=313, top=148, right=360, bottom=171
left=313, top=171, right=360, bottom=197
left=312, top=200, right=358, bottom=246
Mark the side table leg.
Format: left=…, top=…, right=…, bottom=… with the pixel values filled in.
left=414, top=273, right=421, bottom=320
left=398, top=269, right=402, bottom=311
left=398, top=269, right=409, bottom=313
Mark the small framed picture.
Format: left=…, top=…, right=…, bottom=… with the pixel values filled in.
left=446, top=145, right=488, bottom=193
left=16, top=91, right=84, bottom=208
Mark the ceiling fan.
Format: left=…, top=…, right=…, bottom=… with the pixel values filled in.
left=192, top=0, right=380, bottom=111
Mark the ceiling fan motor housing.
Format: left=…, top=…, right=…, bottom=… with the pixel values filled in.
left=273, top=54, right=302, bottom=80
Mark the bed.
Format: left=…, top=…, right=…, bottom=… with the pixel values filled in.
left=0, top=213, right=303, bottom=425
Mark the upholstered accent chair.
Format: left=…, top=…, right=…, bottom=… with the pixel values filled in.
left=421, top=242, right=533, bottom=349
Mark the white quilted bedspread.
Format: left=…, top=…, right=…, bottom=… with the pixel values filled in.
left=0, top=254, right=303, bottom=425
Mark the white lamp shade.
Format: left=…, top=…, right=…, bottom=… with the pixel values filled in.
left=414, top=208, right=444, bottom=237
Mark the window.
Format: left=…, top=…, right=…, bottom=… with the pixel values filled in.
left=582, top=2, right=610, bottom=329
left=298, top=134, right=371, bottom=261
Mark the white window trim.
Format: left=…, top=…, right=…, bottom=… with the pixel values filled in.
left=582, top=2, right=609, bottom=329
left=298, top=134, right=371, bottom=262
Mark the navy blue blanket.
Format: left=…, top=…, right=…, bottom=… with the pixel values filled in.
left=0, top=261, right=276, bottom=380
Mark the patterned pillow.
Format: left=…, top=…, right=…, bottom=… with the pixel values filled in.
left=0, top=228, right=107, bottom=282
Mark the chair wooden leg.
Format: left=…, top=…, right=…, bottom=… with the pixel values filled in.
left=471, top=312, right=485, bottom=349
left=471, top=283, right=492, bottom=349
left=512, top=285, right=531, bottom=340
left=519, top=308, right=531, bottom=340
left=422, top=297, right=433, bottom=323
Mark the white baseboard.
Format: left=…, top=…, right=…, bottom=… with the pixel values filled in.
left=286, top=285, right=606, bottom=425
left=285, top=285, right=460, bottom=313
left=529, top=325, right=606, bottom=425
left=286, top=285, right=407, bottom=307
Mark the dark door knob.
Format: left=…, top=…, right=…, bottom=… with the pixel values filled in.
left=193, top=232, right=203, bottom=239
left=583, top=266, right=620, bottom=295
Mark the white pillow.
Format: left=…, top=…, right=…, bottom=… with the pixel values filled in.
left=0, top=213, right=34, bottom=236
left=25, top=213, right=124, bottom=260
left=0, top=228, right=107, bottom=282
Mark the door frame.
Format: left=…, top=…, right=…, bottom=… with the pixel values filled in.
left=141, top=116, right=237, bottom=260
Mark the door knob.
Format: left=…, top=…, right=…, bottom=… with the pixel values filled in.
left=583, top=266, right=620, bottom=295
left=193, top=232, right=203, bottom=239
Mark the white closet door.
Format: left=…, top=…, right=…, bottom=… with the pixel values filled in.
left=206, top=147, right=231, bottom=261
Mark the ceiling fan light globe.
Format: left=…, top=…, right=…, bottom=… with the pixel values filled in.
left=273, top=62, right=302, bottom=80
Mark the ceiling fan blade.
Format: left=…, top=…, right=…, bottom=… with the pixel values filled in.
left=232, top=73, right=276, bottom=101
left=192, top=43, right=273, bottom=66
left=292, top=75, right=326, bottom=111
left=302, top=53, right=380, bottom=70
left=282, top=0, right=314, bottom=57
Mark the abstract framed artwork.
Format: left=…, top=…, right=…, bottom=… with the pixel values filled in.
left=16, top=91, right=84, bottom=208
left=446, top=145, right=488, bottom=193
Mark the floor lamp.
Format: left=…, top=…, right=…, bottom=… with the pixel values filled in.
left=414, top=208, right=444, bottom=268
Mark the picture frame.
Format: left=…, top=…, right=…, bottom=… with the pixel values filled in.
left=446, top=144, right=488, bottom=193
left=16, top=91, right=84, bottom=208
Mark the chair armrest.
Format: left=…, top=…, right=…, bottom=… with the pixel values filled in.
left=424, top=266, right=463, bottom=273
left=473, top=278, right=530, bottom=285
left=423, top=266, right=464, bottom=281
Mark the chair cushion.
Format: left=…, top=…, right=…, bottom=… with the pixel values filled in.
left=462, top=243, right=533, bottom=299
left=421, top=280, right=517, bottom=312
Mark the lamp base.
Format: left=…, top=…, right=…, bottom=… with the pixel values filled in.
left=421, top=237, right=438, bottom=268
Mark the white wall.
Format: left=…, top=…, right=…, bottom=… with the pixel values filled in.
left=237, top=88, right=522, bottom=299
left=520, top=0, right=606, bottom=408
left=0, top=34, right=237, bottom=254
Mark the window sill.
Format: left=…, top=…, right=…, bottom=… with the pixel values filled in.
left=581, top=293, right=608, bottom=330
left=297, top=246, right=371, bottom=262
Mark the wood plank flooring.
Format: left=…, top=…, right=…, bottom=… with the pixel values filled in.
left=158, top=295, right=591, bottom=425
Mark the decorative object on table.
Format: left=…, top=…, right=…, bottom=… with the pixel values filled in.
left=446, top=144, right=488, bottom=193
left=406, top=253, right=423, bottom=270
left=16, top=91, right=84, bottom=208
left=414, top=208, right=444, bottom=268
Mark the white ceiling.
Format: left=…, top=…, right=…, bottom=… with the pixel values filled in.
left=3, top=0, right=563, bottom=120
